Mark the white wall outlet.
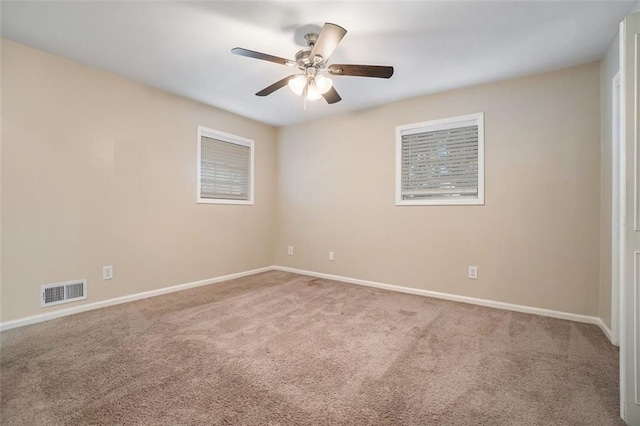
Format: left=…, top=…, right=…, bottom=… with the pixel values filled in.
left=103, top=265, right=113, bottom=280
left=468, top=266, right=478, bottom=280
left=329, top=251, right=335, bottom=261
left=287, top=246, right=294, bottom=256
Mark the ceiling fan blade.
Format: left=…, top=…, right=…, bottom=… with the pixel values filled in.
left=309, top=23, right=347, bottom=64
left=327, top=64, right=393, bottom=78
left=231, top=47, right=296, bottom=67
left=256, top=75, right=296, bottom=97
left=328, top=64, right=394, bottom=79
left=322, top=86, right=342, bottom=104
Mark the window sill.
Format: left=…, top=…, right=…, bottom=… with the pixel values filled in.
left=197, top=198, right=254, bottom=205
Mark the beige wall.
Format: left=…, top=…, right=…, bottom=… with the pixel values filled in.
left=0, top=39, right=604, bottom=323
left=276, top=62, right=602, bottom=316
left=1, top=40, right=278, bottom=322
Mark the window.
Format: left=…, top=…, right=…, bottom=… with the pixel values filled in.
left=396, top=113, right=484, bottom=206
left=197, top=126, right=254, bottom=204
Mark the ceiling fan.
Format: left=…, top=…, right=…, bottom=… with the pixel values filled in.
left=231, top=23, right=394, bottom=108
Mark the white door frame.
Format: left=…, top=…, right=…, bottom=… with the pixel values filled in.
left=618, top=20, right=627, bottom=420
left=612, top=70, right=623, bottom=349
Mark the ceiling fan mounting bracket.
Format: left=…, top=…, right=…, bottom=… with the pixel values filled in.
left=304, top=32, right=318, bottom=48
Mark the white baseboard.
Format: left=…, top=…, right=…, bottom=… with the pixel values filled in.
left=595, top=318, right=615, bottom=345
left=273, top=266, right=615, bottom=344
left=0, top=266, right=273, bottom=331
left=1, top=264, right=616, bottom=346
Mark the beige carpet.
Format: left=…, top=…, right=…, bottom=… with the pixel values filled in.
left=1, top=271, right=622, bottom=425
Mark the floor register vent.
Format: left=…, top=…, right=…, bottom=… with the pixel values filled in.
left=40, top=279, right=87, bottom=307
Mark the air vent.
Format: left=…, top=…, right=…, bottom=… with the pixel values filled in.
left=40, top=279, right=87, bottom=307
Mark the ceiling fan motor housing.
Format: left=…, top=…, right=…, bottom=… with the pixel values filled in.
left=296, top=32, right=325, bottom=68
left=295, top=49, right=312, bottom=67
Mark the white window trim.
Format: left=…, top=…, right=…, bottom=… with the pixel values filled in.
left=395, top=112, right=485, bottom=206
left=197, top=125, right=255, bottom=205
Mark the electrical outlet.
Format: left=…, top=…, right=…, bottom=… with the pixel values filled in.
left=329, top=251, right=335, bottom=261
left=468, top=266, right=478, bottom=280
left=103, top=265, right=113, bottom=280
left=287, top=246, right=294, bottom=256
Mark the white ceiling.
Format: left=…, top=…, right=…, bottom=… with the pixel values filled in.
left=1, top=1, right=635, bottom=126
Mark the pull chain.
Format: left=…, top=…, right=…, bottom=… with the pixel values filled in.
left=303, top=79, right=308, bottom=111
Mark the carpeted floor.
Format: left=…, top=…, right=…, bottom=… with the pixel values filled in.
left=0, top=271, right=622, bottom=425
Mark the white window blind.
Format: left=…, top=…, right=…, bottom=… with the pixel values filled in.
left=396, top=113, right=484, bottom=206
left=197, top=127, right=254, bottom=205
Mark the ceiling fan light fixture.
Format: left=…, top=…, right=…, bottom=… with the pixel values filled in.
left=315, top=74, right=333, bottom=94
left=306, top=83, right=323, bottom=100
left=288, top=73, right=332, bottom=101
left=306, top=75, right=332, bottom=100
left=288, top=75, right=306, bottom=95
